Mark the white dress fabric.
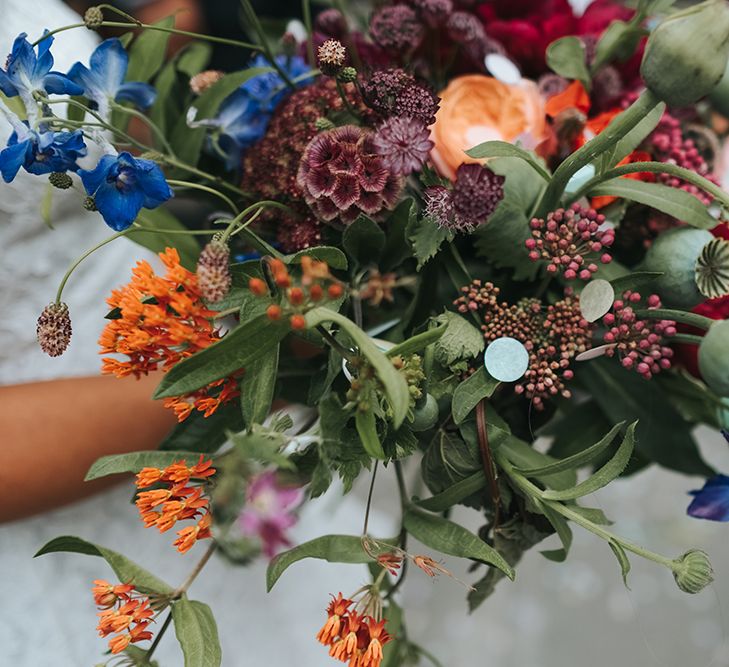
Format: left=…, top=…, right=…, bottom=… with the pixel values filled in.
left=1, top=2, right=729, bottom=666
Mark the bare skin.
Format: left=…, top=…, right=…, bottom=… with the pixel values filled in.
left=0, top=373, right=177, bottom=523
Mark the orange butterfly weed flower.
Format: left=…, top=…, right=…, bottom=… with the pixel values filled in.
left=92, top=581, right=154, bottom=654
left=317, top=593, right=354, bottom=645
left=99, top=247, right=240, bottom=422
left=361, top=619, right=391, bottom=667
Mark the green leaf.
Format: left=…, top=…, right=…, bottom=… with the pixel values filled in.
left=355, top=408, right=386, bottom=459
left=267, top=534, right=396, bottom=590
left=40, top=182, right=53, bottom=229
left=465, top=141, right=551, bottom=181
left=85, top=450, right=207, bottom=481
left=126, top=17, right=175, bottom=83
left=608, top=539, right=631, bottom=587
left=610, top=271, right=663, bottom=294
left=433, top=311, right=484, bottom=367
left=536, top=500, right=573, bottom=562
left=569, top=505, right=613, bottom=525
left=240, top=344, right=279, bottom=426
left=128, top=208, right=200, bottom=270
left=171, top=598, right=222, bottom=667
left=546, top=36, right=591, bottom=88
left=598, top=101, right=665, bottom=172
left=154, top=315, right=289, bottom=399
left=499, top=431, right=577, bottom=491
left=306, top=308, right=410, bottom=428
left=385, top=323, right=446, bottom=359
left=286, top=246, right=348, bottom=270
left=66, top=95, right=86, bottom=122
left=541, top=422, right=637, bottom=501
left=381, top=198, right=416, bottom=270
left=416, top=471, right=485, bottom=512
left=587, top=179, right=718, bottom=229
left=342, top=215, right=386, bottom=266
left=452, top=367, right=500, bottom=425
left=408, top=215, right=450, bottom=270
left=402, top=507, right=514, bottom=579
left=159, top=402, right=244, bottom=453
left=592, top=20, right=646, bottom=71
left=514, top=421, right=625, bottom=478
left=229, top=430, right=294, bottom=469
left=35, top=536, right=173, bottom=594
left=176, top=42, right=213, bottom=77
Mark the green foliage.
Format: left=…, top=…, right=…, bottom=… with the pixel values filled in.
left=465, top=141, right=551, bottom=181
left=85, top=450, right=207, bottom=481
left=35, top=536, right=173, bottom=595
left=286, top=246, right=348, bottom=270
left=592, top=20, right=646, bottom=71
left=546, top=36, right=591, bottom=88
left=126, top=17, right=175, bottom=83
left=129, top=208, right=201, bottom=270
left=386, top=323, right=446, bottom=359
left=229, top=428, right=294, bottom=470
left=240, top=344, right=279, bottom=426
left=381, top=198, right=416, bottom=270
left=355, top=408, right=386, bottom=459
left=416, top=471, right=485, bottom=512
left=171, top=598, right=222, bottom=667
left=407, top=215, right=451, bottom=270
left=342, top=215, right=386, bottom=266
left=452, top=367, right=500, bottom=425
left=433, top=311, right=484, bottom=367
left=159, top=402, right=244, bottom=453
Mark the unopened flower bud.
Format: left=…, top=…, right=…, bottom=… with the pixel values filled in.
left=84, top=6, right=104, bottom=29
left=190, top=70, right=224, bottom=95
left=83, top=195, right=97, bottom=211
left=337, top=66, right=358, bottom=84
left=641, top=0, right=729, bottom=107
left=317, top=39, right=346, bottom=76
left=197, top=240, right=232, bottom=304
left=672, top=549, right=714, bottom=594
left=37, top=302, right=72, bottom=357
left=49, top=172, right=72, bottom=189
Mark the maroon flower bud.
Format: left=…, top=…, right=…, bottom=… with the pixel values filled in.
left=197, top=241, right=232, bottom=304
left=37, top=302, right=72, bottom=357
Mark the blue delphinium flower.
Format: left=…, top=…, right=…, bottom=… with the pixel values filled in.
left=687, top=430, right=729, bottom=521
left=0, top=32, right=82, bottom=104
left=204, top=54, right=313, bottom=170
left=0, top=124, right=87, bottom=182
left=68, top=39, right=156, bottom=117
left=79, top=152, right=173, bottom=231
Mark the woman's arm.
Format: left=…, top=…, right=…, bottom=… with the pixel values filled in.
left=0, top=374, right=177, bottom=523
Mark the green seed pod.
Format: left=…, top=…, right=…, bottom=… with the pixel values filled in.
left=83, top=195, right=97, bottom=212
left=672, top=549, right=714, bottom=594
left=641, top=0, right=729, bottom=107
left=643, top=227, right=714, bottom=309
left=48, top=172, right=72, bottom=189
left=698, top=319, right=729, bottom=396
left=410, top=394, right=439, bottom=432
left=338, top=67, right=358, bottom=83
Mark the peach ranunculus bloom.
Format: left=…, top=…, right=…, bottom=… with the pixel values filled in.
left=430, top=74, right=548, bottom=180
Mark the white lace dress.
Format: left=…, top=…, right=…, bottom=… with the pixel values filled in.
left=1, top=2, right=728, bottom=666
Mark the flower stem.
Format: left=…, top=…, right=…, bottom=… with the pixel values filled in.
left=167, top=179, right=239, bottom=214
left=634, top=308, right=716, bottom=331
left=301, top=0, right=315, bottom=66
left=110, top=102, right=177, bottom=157
left=172, top=542, right=217, bottom=599
left=363, top=461, right=379, bottom=535
left=671, top=332, right=705, bottom=345
left=144, top=611, right=173, bottom=662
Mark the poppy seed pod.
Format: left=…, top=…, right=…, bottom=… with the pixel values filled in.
left=698, top=319, right=729, bottom=396
left=641, top=0, right=729, bottom=107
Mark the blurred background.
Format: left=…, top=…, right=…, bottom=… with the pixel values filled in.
left=1, top=0, right=728, bottom=665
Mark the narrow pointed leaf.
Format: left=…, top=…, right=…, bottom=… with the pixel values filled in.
left=452, top=367, right=500, bottom=425
left=609, top=539, right=632, bottom=587
left=355, top=408, right=386, bottom=459
left=85, top=450, right=207, bottom=481
left=171, top=598, right=222, bottom=667
left=537, top=500, right=573, bottom=562
left=385, top=323, right=447, bottom=359
left=465, top=140, right=551, bottom=181
left=416, top=471, right=486, bottom=512
left=240, top=344, right=279, bottom=426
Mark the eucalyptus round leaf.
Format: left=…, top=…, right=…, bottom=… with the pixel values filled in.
left=484, top=337, right=529, bottom=382
left=580, top=279, right=615, bottom=322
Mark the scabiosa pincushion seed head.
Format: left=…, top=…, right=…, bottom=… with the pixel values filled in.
left=369, top=4, right=425, bottom=55
left=84, top=6, right=104, bottom=28
left=526, top=204, right=614, bottom=280
left=196, top=240, right=232, bottom=304
left=297, top=125, right=403, bottom=225
left=37, top=302, right=72, bottom=357
left=452, top=163, right=505, bottom=228
left=373, top=116, right=433, bottom=176
left=602, top=291, right=676, bottom=379
left=317, top=39, right=347, bottom=76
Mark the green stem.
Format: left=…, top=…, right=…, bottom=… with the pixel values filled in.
left=536, top=89, right=660, bottom=217
left=335, top=79, right=359, bottom=117
left=172, top=542, right=217, bottom=598
left=161, top=155, right=253, bottom=200
left=56, top=230, right=130, bottom=303
left=570, top=161, right=729, bottom=209
left=131, top=224, right=219, bottom=235
left=316, top=324, right=356, bottom=363
left=301, top=0, right=316, bottom=66
left=144, top=611, right=173, bottom=662
left=363, top=462, right=379, bottom=535
left=671, top=333, right=704, bottom=345
left=111, top=102, right=176, bottom=157
left=167, top=179, right=239, bottom=214
left=218, top=200, right=294, bottom=243
left=634, top=308, right=716, bottom=331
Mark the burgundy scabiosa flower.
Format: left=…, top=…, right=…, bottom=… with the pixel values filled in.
left=369, top=4, right=425, bottom=55
left=297, top=125, right=403, bottom=224
left=373, top=117, right=433, bottom=176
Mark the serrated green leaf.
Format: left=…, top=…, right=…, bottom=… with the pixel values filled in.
left=515, top=421, right=625, bottom=478
left=342, top=215, right=386, bottom=266
left=385, top=323, right=446, bottom=359
left=542, top=422, right=637, bottom=501
left=229, top=430, right=294, bottom=469
left=408, top=215, right=450, bottom=270
left=355, top=408, right=385, bottom=459
left=433, top=312, right=484, bottom=367
left=609, top=539, right=631, bottom=587
left=286, top=245, right=348, bottom=270
left=240, top=344, right=279, bottom=426
left=587, top=179, right=717, bottom=229
left=465, top=141, right=551, bottom=181
left=85, top=450, right=207, bottom=481
left=171, top=598, right=222, bottom=667
left=306, top=308, right=410, bottom=428
left=35, top=536, right=173, bottom=594
left=381, top=198, right=416, bottom=270
left=267, top=534, right=396, bottom=590
left=154, top=315, right=289, bottom=399
left=452, top=367, right=500, bottom=425
left=547, top=36, right=591, bottom=88
left=402, top=508, right=514, bottom=579
left=535, top=499, right=573, bottom=562
left=128, top=208, right=200, bottom=270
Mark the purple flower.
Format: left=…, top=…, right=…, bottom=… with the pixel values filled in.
left=688, top=474, right=729, bottom=521
left=373, top=117, right=433, bottom=176
left=239, top=471, right=304, bottom=558
left=369, top=4, right=425, bottom=54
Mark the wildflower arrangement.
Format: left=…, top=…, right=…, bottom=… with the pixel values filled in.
left=20, top=0, right=729, bottom=664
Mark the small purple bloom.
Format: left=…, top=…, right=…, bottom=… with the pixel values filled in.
left=373, top=116, right=433, bottom=176
left=239, top=470, right=304, bottom=558
left=688, top=474, right=729, bottom=521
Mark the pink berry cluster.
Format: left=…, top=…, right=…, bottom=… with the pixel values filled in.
left=454, top=282, right=592, bottom=408
left=602, top=291, right=677, bottom=379
left=526, top=204, right=614, bottom=280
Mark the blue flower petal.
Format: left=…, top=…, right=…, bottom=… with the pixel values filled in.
left=42, top=72, right=84, bottom=96
left=136, top=161, right=173, bottom=207
left=79, top=154, right=118, bottom=195
left=0, top=68, right=19, bottom=96
left=0, top=139, right=31, bottom=182
left=7, top=34, right=37, bottom=84
left=115, top=82, right=157, bottom=109
left=95, top=181, right=145, bottom=231
left=67, top=62, right=103, bottom=100
left=34, top=32, right=55, bottom=79
left=89, top=39, right=128, bottom=90
left=688, top=474, right=729, bottom=521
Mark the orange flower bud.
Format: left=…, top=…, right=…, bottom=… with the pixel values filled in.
left=290, top=314, right=307, bottom=330
left=249, top=277, right=268, bottom=296
left=309, top=284, right=324, bottom=301
left=266, top=304, right=282, bottom=321
left=327, top=283, right=344, bottom=298
left=288, top=287, right=305, bottom=305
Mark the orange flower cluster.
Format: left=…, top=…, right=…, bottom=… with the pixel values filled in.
left=316, top=594, right=392, bottom=667
left=135, top=455, right=215, bottom=553
left=93, top=579, right=154, bottom=654
left=249, top=256, right=344, bottom=331
left=99, top=247, right=240, bottom=421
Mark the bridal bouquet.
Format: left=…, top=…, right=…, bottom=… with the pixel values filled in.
left=12, top=0, right=729, bottom=664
